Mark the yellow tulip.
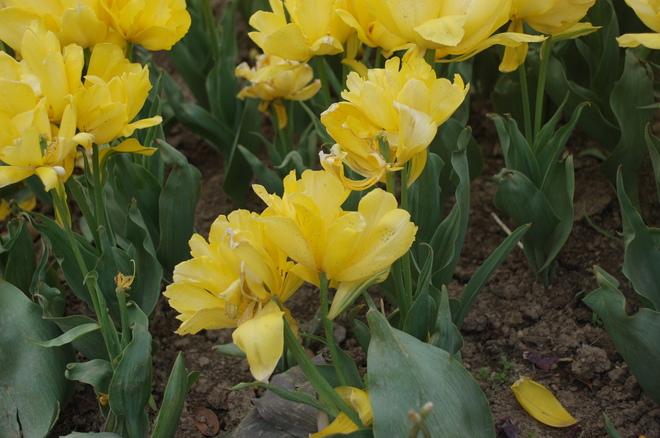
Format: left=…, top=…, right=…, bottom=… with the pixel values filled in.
left=74, top=43, right=162, bottom=145
left=365, top=0, right=513, bottom=58
left=310, top=387, right=373, bottom=437
left=0, top=0, right=117, bottom=51
left=164, top=210, right=303, bottom=382
left=618, top=0, right=660, bottom=49
left=17, top=21, right=84, bottom=123
left=99, top=0, right=191, bottom=51
left=499, top=0, right=596, bottom=72
left=236, top=54, right=321, bottom=129
left=248, top=0, right=352, bottom=61
left=320, top=57, right=468, bottom=190
left=255, top=170, right=417, bottom=319
left=0, top=99, right=94, bottom=191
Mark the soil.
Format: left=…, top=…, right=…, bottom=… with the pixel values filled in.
left=50, top=5, right=660, bottom=438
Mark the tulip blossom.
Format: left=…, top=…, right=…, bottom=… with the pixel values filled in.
left=499, top=0, right=597, bottom=72
left=310, top=387, right=373, bottom=437
left=0, top=100, right=94, bottom=191
left=365, top=0, right=514, bottom=58
left=235, top=54, right=321, bottom=129
left=164, top=210, right=303, bottom=382
left=0, top=0, right=118, bottom=51
left=14, top=21, right=84, bottom=123
left=99, top=0, right=191, bottom=50
left=320, top=57, right=468, bottom=190
left=74, top=43, right=162, bottom=145
left=617, top=0, right=660, bottom=49
left=248, top=0, right=352, bottom=61
left=255, top=170, right=417, bottom=319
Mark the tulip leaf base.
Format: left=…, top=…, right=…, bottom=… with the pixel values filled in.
left=367, top=310, right=495, bottom=438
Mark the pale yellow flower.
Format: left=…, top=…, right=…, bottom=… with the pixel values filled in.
left=255, top=170, right=417, bottom=319
left=365, top=0, right=513, bottom=58
left=164, top=210, right=303, bottom=382
left=320, top=57, right=468, bottom=190
left=0, top=0, right=119, bottom=51
left=0, top=99, right=94, bottom=191
left=99, top=0, right=191, bottom=50
left=235, top=54, right=321, bottom=129
left=499, top=0, right=597, bottom=72
left=74, top=43, right=161, bottom=145
left=249, top=0, right=352, bottom=61
left=618, top=0, right=660, bottom=49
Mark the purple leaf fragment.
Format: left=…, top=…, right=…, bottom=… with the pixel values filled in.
left=567, top=425, right=583, bottom=438
left=496, top=417, right=520, bottom=438
left=523, top=350, right=560, bottom=371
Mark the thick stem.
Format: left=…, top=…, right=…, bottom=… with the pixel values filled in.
left=320, top=273, right=348, bottom=387
left=534, top=36, right=553, bottom=140
left=282, top=318, right=363, bottom=427
left=517, top=63, right=533, bottom=145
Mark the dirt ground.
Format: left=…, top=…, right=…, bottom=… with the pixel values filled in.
left=50, top=5, right=660, bottom=438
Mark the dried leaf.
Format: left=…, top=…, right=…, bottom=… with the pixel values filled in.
left=194, top=407, right=220, bottom=436
left=522, top=351, right=559, bottom=371
left=510, top=377, right=578, bottom=427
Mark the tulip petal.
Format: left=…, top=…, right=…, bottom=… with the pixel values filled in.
left=413, top=15, right=466, bottom=47
left=511, top=377, right=579, bottom=427
left=617, top=32, right=660, bottom=49
left=232, top=301, right=284, bottom=382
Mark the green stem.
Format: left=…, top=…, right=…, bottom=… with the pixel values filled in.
left=125, top=42, right=134, bottom=63
left=115, top=287, right=131, bottom=350
left=399, top=167, right=413, bottom=312
left=320, top=273, right=349, bottom=387
left=518, top=63, right=533, bottom=145
left=423, top=48, right=435, bottom=68
left=374, top=47, right=384, bottom=69
left=534, top=36, right=553, bottom=140
left=92, top=144, right=115, bottom=246
left=201, top=0, right=220, bottom=61
left=51, top=184, right=120, bottom=360
left=282, top=318, right=363, bottom=427
left=315, top=57, right=332, bottom=109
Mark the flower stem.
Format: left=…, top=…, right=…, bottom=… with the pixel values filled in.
left=534, top=36, right=553, bottom=140
left=66, top=177, right=100, bottom=245
left=92, top=144, right=115, bottom=247
left=518, top=63, right=533, bottom=145
left=282, top=317, right=363, bottom=427
left=315, top=57, right=333, bottom=109
left=320, top=273, right=348, bottom=387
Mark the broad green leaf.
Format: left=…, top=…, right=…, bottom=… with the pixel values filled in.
left=429, top=128, right=471, bottom=287
left=28, top=323, right=100, bottom=348
left=45, top=315, right=109, bottom=361
left=454, top=224, right=529, bottom=329
left=0, top=280, right=74, bottom=437
left=65, top=359, right=113, bottom=395
left=367, top=310, right=495, bottom=437
left=583, top=267, right=660, bottom=404
left=602, top=49, right=654, bottom=204
left=616, top=170, right=660, bottom=310
left=108, top=322, right=152, bottom=438
left=2, top=218, right=37, bottom=294
left=645, top=125, right=660, bottom=201
left=156, top=139, right=201, bottom=274
left=152, top=353, right=197, bottom=438
left=409, top=153, right=443, bottom=250
left=511, top=377, right=578, bottom=427
left=489, top=114, right=540, bottom=186
left=493, top=169, right=560, bottom=274
left=428, top=285, right=462, bottom=356
left=239, top=144, right=284, bottom=195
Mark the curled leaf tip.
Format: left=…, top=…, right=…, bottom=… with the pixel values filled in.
left=511, top=377, right=578, bottom=427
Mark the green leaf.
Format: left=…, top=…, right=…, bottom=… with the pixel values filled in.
left=367, top=310, right=495, bottom=437
left=45, top=315, right=109, bottom=361
left=156, top=139, right=201, bottom=274
left=108, top=322, right=152, bottom=437
left=0, top=280, right=75, bottom=437
left=428, top=285, right=463, bottom=356
left=603, top=412, right=624, bottom=438
left=616, top=170, right=660, bottom=310
left=152, top=353, right=195, bottom=438
left=239, top=144, right=284, bottom=195
left=645, top=125, right=660, bottom=201
left=583, top=267, right=660, bottom=404
left=453, top=224, right=529, bottom=330
left=2, top=217, right=37, bottom=294
left=28, top=322, right=100, bottom=348
left=65, top=359, right=113, bottom=395
left=489, top=114, right=540, bottom=186
left=61, top=433, right=124, bottom=438
left=409, top=153, right=443, bottom=248
left=602, top=49, right=655, bottom=204
left=213, top=342, right=247, bottom=358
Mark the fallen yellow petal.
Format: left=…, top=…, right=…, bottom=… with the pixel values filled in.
left=511, top=377, right=578, bottom=427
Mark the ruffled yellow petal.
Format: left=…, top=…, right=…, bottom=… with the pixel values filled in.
left=232, top=300, right=284, bottom=382
left=617, top=32, right=660, bottom=49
